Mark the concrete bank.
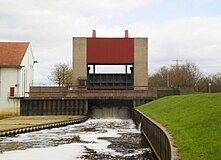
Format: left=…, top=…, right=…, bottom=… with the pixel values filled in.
left=0, top=116, right=88, bottom=137
left=132, top=109, right=178, bottom=160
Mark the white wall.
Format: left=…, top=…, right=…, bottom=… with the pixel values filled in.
left=0, top=44, right=35, bottom=116
left=0, top=67, right=20, bottom=115
left=20, top=45, right=35, bottom=96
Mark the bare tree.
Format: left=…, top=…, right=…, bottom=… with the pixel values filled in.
left=169, top=62, right=202, bottom=87
left=149, top=62, right=202, bottom=88
left=49, top=63, right=73, bottom=86
left=197, top=73, right=221, bottom=92
left=149, top=66, right=169, bottom=87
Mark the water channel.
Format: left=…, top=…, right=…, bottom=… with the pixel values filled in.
left=0, top=118, right=157, bottom=160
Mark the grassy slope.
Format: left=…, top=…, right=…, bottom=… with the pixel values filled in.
left=136, top=93, right=221, bottom=160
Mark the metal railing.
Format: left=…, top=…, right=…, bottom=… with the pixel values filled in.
left=30, top=83, right=60, bottom=87
left=26, top=89, right=154, bottom=100
left=21, top=84, right=158, bottom=99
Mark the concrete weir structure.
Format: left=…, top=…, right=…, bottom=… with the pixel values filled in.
left=20, top=30, right=154, bottom=116
left=73, top=30, right=148, bottom=90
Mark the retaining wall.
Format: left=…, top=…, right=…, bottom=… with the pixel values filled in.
left=0, top=116, right=88, bottom=137
left=132, top=109, right=177, bottom=160
left=20, top=99, right=88, bottom=116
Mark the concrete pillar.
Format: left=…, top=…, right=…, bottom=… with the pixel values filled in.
left=24, top=101, right=28, bottom=116
left=61, top=100, right=65, bottom=115
left=32, top=100, right=36, bottom=116
left=48, top=100, right=52, bottom=115
left=33, top=100, right=37, bottom=116
left=84, top=100, right=88, bottom=115
left=27, top=100, right=31, bottom=116
left=38, top=100, right=42, bottom=115
left=133, top=100, right=137, bottom=108
left=72, top=38, right=87, bottom=86
left=70, top=100, right=73, bottom=115
left=52, top=100, right=56, bottom=115
left=43, top=100, right=47, bottom=115
left=68, top=100, right=71, bottom=115
left=33, top=100, right=37, bottom=115
left=66, top=100, right=69, bottom=115
left=77, top=100, right=81, bottom=115
left=79, top=100, right=83, bottom=115
left=134, top=38, right=148, bottom=90
left=74, top=100, right=78, bottom=115
left=49, top=100, right=52, bottom=115
left=57, top=100, right=60, bottom=115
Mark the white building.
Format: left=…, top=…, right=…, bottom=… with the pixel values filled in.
left=0, top=42, right=35, bottom=116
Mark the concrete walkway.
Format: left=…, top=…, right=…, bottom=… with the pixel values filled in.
left=0, top=116, right=88, bottom=136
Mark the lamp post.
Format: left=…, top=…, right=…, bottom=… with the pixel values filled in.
left=194, top=83, right=197, bottom=92
left=208, top=82, right=212, bottom=93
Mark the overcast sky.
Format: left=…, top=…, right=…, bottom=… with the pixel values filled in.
left=0, top=0, right=221, bottom=83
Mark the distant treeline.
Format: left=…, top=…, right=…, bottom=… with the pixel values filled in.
left=149, top=62, right=221, bottom=92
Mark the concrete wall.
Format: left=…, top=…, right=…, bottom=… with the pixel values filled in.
left=72, top=38, right=87, bottom=86
left=134, top=38, right=148, bottom=90
left=179, top=87, right=194, bottom=93
left=20, top=45, right=35, bottom=96
left=156, top=87, right=180, bottom=98
left=132, top=109, right=177, bottom=160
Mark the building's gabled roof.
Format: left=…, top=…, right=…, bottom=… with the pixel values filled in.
left=0, top=42, right=30, bottom=67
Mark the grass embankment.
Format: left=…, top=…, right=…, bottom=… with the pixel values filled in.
left=136, top=93, right=221, bottom=160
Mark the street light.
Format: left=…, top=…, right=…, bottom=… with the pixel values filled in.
left=208, top=82, right=212, bottom=93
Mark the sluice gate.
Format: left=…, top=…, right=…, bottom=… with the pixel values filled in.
left=88, top=99, right=133, bottom=119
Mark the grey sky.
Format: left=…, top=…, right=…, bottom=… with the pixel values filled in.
left=0, top=0, right=220, bottom=83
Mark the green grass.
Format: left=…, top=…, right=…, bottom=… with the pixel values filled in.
left=136, top=93, right=221, bottom=160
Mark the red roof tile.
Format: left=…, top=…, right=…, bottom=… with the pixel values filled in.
left=0, top=42, right=30, bottom=66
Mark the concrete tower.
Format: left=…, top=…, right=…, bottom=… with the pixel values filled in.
left=72, top=30, right=148, bottom=90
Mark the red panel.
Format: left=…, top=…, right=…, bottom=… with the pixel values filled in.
left=87, top=38, right=134, bottom=64
left=10, top=87, right=14, bottom=97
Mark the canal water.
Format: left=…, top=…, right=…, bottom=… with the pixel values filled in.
left=0, top=119, right=156, bottom=160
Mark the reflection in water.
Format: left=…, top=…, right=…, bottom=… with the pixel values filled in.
left=0, top=119, right=156, bottom=160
